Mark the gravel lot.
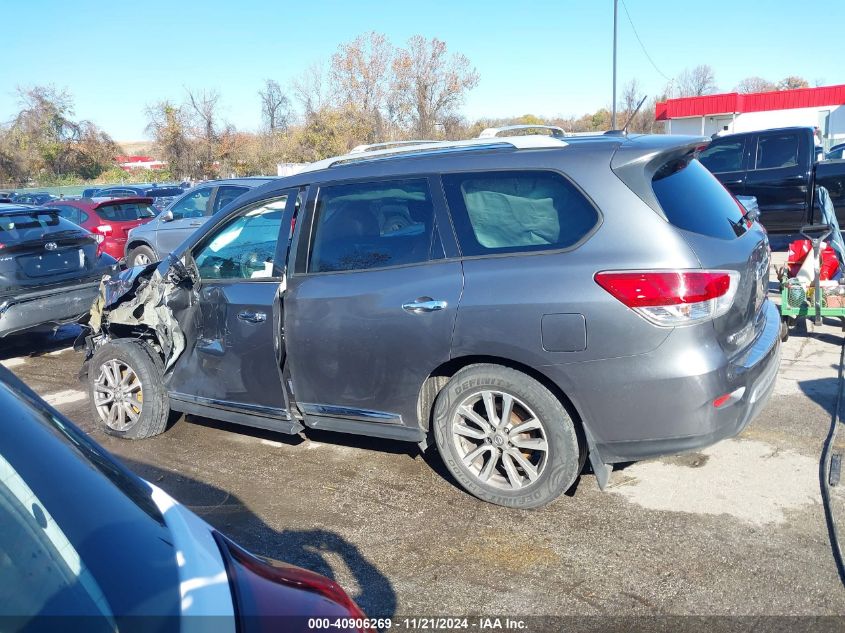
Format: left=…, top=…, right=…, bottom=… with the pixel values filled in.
left=3, top=251, right=845, bottom=626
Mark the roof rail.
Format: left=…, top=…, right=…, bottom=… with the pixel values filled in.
left=349, top=140, right=442, bottom=154
left=300, top=135, right=569, bottom=173
left=478, top=124, right=567, bottom=139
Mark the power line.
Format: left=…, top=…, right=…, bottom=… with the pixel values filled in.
left=619, top=0, right=673, bottom=83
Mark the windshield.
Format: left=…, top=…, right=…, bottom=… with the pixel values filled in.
left=652, top=158, right=748, bottom=240
left=145, top=187, right=183, bottom=198
left=96, top=202, right=157, bottom=221
left=0, top=373, right=181, bottom=624
left=0, top=212, right=84, bottom=243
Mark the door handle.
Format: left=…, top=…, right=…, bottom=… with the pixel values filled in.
left=189, top=221, right=204, bottom=226
left=402, top=297, right=447, bottom=313
left=237, top=311, right=267, bottom=323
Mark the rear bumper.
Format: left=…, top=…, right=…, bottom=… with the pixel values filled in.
left=0, top=281, right=100, bottom=337
left=552, top=300, right=781, bottom=464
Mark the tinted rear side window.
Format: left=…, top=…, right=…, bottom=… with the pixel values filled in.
left=652, top=159, right=746, bottom=240
left=96, top=203, right=156, bottom=221
left=442, top=170, right=599, bottom=256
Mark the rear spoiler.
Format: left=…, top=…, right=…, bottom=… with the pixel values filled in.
left=610, top=135, right=710, bottom=219
left=93, top=197, right=154, bottom=208
left=0, top=207, right=60, bottom=217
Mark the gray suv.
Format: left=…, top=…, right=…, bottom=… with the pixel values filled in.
left=82, top=134, right=780, bottom=508
left=124, top=177, right=274, bottom=266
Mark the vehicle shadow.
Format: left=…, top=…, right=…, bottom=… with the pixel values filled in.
left=119, top=456, right=398, bottom=618
left=0, top=325, right=81, bottom=361
left=183, top=413, right=419, bottom=457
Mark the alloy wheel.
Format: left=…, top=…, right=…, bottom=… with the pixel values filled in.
left=451, top=390, right=549, bottom=490
left=133, top=252, right=151, bottom=266
left=93, top=359, right=144, bottom=431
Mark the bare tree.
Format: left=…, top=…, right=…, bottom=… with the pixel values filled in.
left=778, top=76, right=810, bottom=91
left=675, top=65, right=718, bottom=97
left=392, top=36, right=480, bottom=138
left=293, top=61, right=329, bottom=117
left=258, top=79, right=291, bottom=133
left=185, top=88, right=223, bottom=177
left=734, top=76, right=776, bottom=94
left=330, top=32, right=394, bottom=140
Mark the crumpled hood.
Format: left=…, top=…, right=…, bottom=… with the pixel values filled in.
left=88, top=257, right=198, bottom=371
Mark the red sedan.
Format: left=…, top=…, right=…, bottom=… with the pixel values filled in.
left=47, top=197, right=158, bottom=262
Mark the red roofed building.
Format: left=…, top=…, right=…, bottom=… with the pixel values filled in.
left=655, top=84, right=845, bottom=149
left=115, top=155, right=167, bottom=171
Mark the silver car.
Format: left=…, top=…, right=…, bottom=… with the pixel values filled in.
left=124, top=177, right=273, bottom=266
left=86, top=134, right=780, bottom=508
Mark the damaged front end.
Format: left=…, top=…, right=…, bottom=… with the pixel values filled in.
left=83, top=256, right=199, bottom=373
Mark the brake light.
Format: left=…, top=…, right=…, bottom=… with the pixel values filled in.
left=94, top=224, right=113, bottom=236
left=213, top=532, right=371, bottom=632
left=595, top=270, right=739, bottom=326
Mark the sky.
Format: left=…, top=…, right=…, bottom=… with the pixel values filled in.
left=1, top=0, right=843, bottom=142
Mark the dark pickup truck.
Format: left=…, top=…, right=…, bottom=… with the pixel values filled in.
left=699, top=126, right=845, bottom=233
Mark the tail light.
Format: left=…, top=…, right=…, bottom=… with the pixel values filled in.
left=595, top=270, right=739, bottom=326
left=213, top=532, right=372, bottom=632
left=93, top=224, right=113, bottom=237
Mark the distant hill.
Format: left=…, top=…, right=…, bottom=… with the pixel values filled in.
left=117, top=140, right=156, bottom=157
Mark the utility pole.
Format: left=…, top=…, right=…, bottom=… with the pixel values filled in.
left=611, top=0, right=618, bottom=129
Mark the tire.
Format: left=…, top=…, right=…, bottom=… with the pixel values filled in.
left=780, top=317, right=789, bottom=342
left=432, top=364, right=582, bottom=508
left=88, top=339, right=171, bottom=439
left=127, top=244, right=157, bottom=268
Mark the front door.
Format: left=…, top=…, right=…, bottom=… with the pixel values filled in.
left=155, top=186, right=214, bottom=257
left=167, top=191, right=297, bottom=431
left=744, top=130, right=812, bottom=232
left=285, top=176, right=462, bottom=441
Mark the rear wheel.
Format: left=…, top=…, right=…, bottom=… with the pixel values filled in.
left=88, top=339, right=170, bottom=439
left=127, top=245, right=157, bottom=267
left=432, top=364, right=582, bottom=508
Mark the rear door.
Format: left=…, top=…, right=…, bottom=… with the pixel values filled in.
left=154, top=186, right=214, bottom=256
left=167, top=191, right=297, bottom=431
left=284, top=176, right=462, bottom=441
left=698, top=135, right=749, bottom=197
left=744, top=129, right=812, bottom=232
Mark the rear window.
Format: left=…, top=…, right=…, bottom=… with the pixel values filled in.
left=144, top=187, right=183, bottom=198
left=0, top=212, right=84, bottom=243
left=441, top=170, right=600, bottom=256
left=652, top=159, right=747, bottom=240
left=96, top=203, right=156, bottom=221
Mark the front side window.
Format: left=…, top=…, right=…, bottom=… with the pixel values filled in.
left=170, top=188, right=211, bottom=220
left=755, top=133, right=799, bottom=170
left=193, top=196, right=288, bottom=280
left=699, top=140, right=745, bottom=173
left=442, top=170, right=599, bottom=256
left=308, top=179, right=435, bottom=273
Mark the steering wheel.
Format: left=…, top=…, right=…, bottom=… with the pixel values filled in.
left=239, top=251, right=261, bottom=278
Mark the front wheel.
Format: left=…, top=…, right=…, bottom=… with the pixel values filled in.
left=432, top=364, right=582, bottom=508
left=88, top=339, right=171, bottom=439
left=127, top=244, right=157, bottom=268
